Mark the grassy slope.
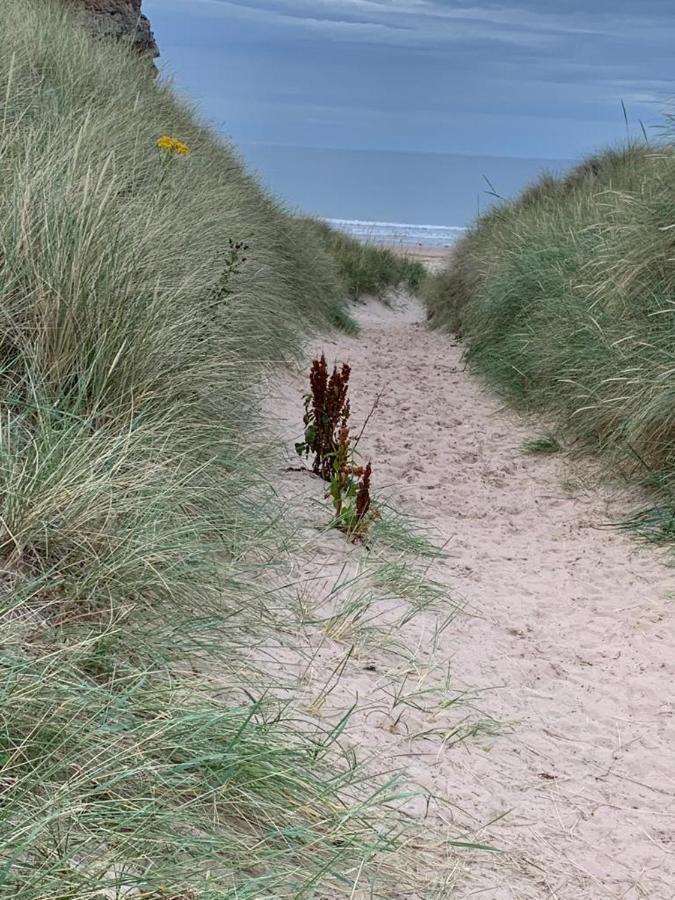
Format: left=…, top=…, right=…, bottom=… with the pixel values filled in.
left=0, top=3, right=420, bottom=897
left=309, top=219, right=426, bottom=302
left=423, top=142, right=675, bottom=538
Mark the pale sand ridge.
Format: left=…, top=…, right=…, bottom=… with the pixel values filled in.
left=268, top=295, right=674, bottom=898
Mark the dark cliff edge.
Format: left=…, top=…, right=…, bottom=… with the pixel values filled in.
left=66, top=0, right=159, bottom=60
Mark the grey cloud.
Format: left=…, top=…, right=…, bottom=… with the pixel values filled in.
left=208, top=0, right=675, bottom=45
left=146, top=0, right=675, bottom=159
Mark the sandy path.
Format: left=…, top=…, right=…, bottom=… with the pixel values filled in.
left=268, top=296, right=674, bottom=898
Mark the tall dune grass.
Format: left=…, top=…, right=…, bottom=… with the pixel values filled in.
left=309, top=219, right=427, bottom=300
left=0, top=2, right=425, bottom=895
left=423, top=141, right=675, bottom=539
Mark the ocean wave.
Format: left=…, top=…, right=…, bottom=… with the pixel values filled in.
left=324, top=218, right=466, bottom=247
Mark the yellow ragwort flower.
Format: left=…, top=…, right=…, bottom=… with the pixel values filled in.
left=173, top=139, right=190, bottom=156
left=156, top=135, right=190, bottom=156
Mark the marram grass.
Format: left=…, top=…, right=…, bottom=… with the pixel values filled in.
left=0, top=1, right=435, bottom=896
left=308, top=219, right=427, bottom=301
left=423, top=141, right=675, bottom=539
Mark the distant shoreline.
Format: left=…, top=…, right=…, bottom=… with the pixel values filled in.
left=327, top=217, right=466, bottom=232
left=325, top=217, right=465, bottom=251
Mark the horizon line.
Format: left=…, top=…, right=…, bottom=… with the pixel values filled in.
left=326, top=218, right=467, bottom=231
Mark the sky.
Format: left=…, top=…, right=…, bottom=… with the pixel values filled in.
left=145, top=0, right=675, bottom=160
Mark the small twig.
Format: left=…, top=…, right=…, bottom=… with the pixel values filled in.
left=352, top=390, right=383, bottom=452
left=284, top=465, right=320, bottom=476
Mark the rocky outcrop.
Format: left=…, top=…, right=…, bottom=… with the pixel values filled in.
left=67, top=0, right=159, bottom=60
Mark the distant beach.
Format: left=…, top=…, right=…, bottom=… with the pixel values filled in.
left=325, top=218, right=465, bottom=249
left=324, top=218, right=457, bottom=271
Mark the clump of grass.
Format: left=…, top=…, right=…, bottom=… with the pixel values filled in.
left=0, top=1, right=432, bottom=895
left=326, top=299, right=361, bottom=335
left=371, top=505, right=446, bottom=559
left=523, top=433, right=562, bottom=454
left=623, top=503, right=675, bottom=543
left=307, top=218, right=427, bottom=300
left=1, top=629, right=412, bottom=898
left=423, top=138, right=675, bottom=540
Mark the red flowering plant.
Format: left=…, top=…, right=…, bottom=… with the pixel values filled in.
left=296, top=354, right=376, bottom=542
left=296, top=354, right=351, bottom=480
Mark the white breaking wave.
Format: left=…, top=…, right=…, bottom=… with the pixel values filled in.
left=325, top=218, right=466, bottom=248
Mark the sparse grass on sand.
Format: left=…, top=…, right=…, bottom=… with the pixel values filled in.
left=423, top=141, right=675, bottom=540
left=0, top=2, right=447, bottom=896
left=522, top=433, right=562, bottom=455
left=308, top=219, right=427, bottom=300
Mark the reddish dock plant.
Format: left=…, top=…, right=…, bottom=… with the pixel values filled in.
left=297, top=354, right=376, bottom=542
left=297, top=353, right=351, bottom=481
left=355, top=462, right=372, bottom=524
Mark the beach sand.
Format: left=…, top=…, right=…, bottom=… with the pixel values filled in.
left=265, top=295, right=674, bottom=898
left=390, top=242, right=453, bottom=272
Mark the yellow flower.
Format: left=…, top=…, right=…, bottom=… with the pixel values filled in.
left=156, top=135, right=190, bottom=156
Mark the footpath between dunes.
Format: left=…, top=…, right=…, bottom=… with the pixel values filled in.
left=267, top=295, right=674, bottom=899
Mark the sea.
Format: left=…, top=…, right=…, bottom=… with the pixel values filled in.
left=325, top=219, right=466, bottom=249
left=239, top=143, right=573, bottom=246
